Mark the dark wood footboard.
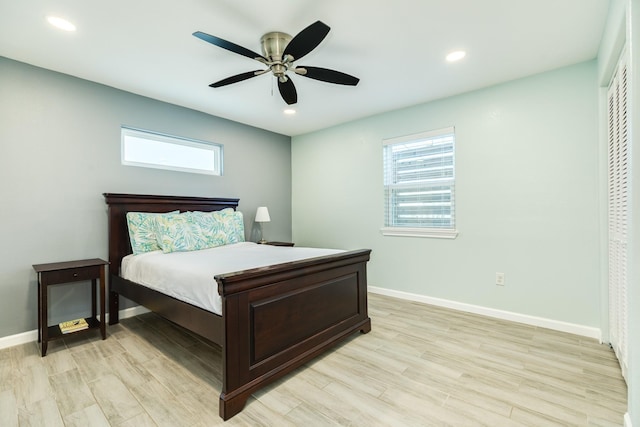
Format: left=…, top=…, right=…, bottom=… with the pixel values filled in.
left=215, top=249, right=371, bottom=419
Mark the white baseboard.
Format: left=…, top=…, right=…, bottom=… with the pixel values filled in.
left=0, top=305, right=150, bottom=351
left=368, top=286, right=602, bottom=340
left=111, top=305, right=150, bottom=321
left=0, top=330, right=39, bottom=350
left=625, top=412, right=632, bottom=427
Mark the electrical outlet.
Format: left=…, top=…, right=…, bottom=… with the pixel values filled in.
left=496, top=272, right=505, bottom=286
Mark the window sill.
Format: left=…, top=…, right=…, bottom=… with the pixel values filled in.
left=380, top=227, right=458, bottom=239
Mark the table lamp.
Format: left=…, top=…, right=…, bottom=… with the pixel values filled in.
left=255, top=206, right=271, bottom=244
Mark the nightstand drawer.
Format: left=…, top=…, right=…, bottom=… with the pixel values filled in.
left=41, top=265, right=102, bottom=285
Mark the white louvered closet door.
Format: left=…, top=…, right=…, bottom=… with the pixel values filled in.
left=607, top=48, right=629, bottom=379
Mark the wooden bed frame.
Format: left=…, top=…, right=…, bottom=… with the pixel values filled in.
left=103, top=193, right=372, bottom=420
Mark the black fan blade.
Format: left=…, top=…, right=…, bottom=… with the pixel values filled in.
left=210, top=70, right=264, bottom=88
left=297, top=66, right=360, bottom=86
left=278, top=78, right=298, bottom=105
left=193, top=31, right=267, bottom=62
left=282, top=21, right=330, bottom=61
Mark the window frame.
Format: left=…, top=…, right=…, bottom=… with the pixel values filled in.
left=121, top=126, right=223, bottom=176
left=381, top=126, right=458, bottom=239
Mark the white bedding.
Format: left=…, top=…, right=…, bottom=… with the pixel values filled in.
left=121, top=242, right=344, bottom=315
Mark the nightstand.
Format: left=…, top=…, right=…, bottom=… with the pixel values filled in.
left=262, top=241, right=295, bottom=247
left=33, top=258, right=108, bottom=356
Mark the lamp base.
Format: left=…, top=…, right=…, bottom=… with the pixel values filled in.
left=257, top=222, right=267, bottom=244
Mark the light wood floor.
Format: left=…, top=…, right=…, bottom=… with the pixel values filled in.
left=0, top=293, right=627, bottom=426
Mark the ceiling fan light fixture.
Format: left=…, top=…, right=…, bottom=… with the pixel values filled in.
left=446, top=50, right=466, bottom=62
left=46, top=16, right=76, bottom=32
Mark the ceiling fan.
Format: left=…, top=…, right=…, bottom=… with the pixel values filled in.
left=193, top=21, right=360, bottom=105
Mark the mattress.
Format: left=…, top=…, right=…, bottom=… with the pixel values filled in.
left=121, top=242, right=343, bottom=315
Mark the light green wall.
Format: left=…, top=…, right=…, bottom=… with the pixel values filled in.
left=292, top=60, right=600, bottom=327
left=0, top=57, right=291, bottom=338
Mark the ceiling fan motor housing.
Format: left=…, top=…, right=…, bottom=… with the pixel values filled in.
left=260, top=32, right=292, bottom=62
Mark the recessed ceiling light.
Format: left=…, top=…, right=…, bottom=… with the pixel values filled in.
left=47, top=16, right=76, bottom=32
left=284, top=109, right=296, bottom=115
left=446, top=50, right=466, bottom=62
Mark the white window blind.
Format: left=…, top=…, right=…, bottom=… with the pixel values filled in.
left=607, top=48, right=629, bottom=379
left=382, top=127, right=457, bottom=238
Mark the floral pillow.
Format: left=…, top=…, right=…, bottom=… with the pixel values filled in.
left=188, top=208, right=245, bottom=247
left=154, top=212, right=210, bottom=253
left=126, top=211, right=178, bottom=255
left=212, top=208, right=245, bottom=244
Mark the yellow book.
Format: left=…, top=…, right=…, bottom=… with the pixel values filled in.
left=59, top=318, right=89, bottom=333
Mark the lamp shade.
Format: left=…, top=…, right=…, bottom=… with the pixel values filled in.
left=255, top=206, right=271, bottom=222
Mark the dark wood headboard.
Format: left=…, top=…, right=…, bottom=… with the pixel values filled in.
left=103, top=193, right=240, bottom=275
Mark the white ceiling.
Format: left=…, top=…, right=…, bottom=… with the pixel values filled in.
left=0, top=0, right=610, bottom=136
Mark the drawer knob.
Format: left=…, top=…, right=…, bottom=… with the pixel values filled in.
left=73, top=273, right=78, bottom=277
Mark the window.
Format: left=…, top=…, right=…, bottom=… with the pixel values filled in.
left=382, top=127, right=457, bottom=239
left=121, top=127, right=223, bottom=176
